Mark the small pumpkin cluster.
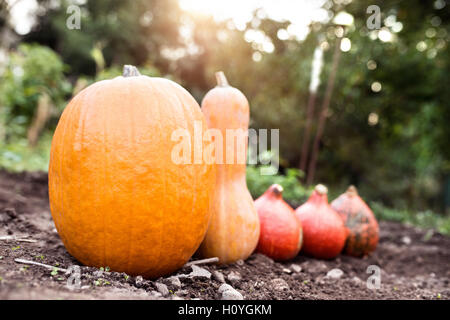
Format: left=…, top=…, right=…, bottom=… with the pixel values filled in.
left=255, top=183, right=379, bottom=261
left=49, top=66, right=379, bottom=279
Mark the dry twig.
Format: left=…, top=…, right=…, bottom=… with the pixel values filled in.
left=14, top=258, right=67, bottom=272
left=184, top=257, right=219, bottom=267
left=0, top=236, right=37, bottom=243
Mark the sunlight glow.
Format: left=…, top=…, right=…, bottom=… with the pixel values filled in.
left=179, top=0, right=329, bottom=41
left=368, top=112, right=379, bottom=126
left=378, top=28, right=394, bottom=42
left=252, top=51, right=262, bottom=62
left=416, top=41, right=427, bottom=52
left=371, top=82, right=382, bottom=93
left=340, top=38, right=351, bottom=52
left=7, top=0, right=38, bottom=35
left=309, top=46, right=324, bottom=93
left=367, top=60, right=377, bottom=70
left=244, top=29, right=274, bottom=53
left=333, top=11, right=354, bottom=26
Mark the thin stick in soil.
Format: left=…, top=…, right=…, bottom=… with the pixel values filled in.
left=14, top=258, right=68, bottom=272
left=184, top=257, right=219, bottom=267
left=0, top=236, right=37, bottom=243
left=13, top=257, right=218, bottom=275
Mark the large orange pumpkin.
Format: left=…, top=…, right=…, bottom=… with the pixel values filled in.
left=49, top=65, right=215, bottom=278
left=197, top=71, right=260, bottom=264
left=331, top=186, right=379, bottom=257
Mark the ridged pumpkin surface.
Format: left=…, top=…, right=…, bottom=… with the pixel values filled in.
left=255, top=184, right=303, bottom=261
left=197, top=72, right=260, bottom=264
left=49, top=68, right=215, bottom=278
left=331, top=186, right=379, bottom=257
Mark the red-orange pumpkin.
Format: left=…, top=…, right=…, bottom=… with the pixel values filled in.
left=48, top=65, right=215, bottom=278
left=295, top=184, right=346, bottom=259
left=254, top=184, right=303, bottom=261
left=331, top=186, right=379, bottom=257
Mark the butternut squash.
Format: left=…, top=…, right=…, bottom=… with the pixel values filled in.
left=197, top=71, right=260, bottom=264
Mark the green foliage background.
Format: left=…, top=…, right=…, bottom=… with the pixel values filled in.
left=0, top=0, right=449, bottom=232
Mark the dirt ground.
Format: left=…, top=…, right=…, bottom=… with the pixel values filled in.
left=0, top=170, right=449, bottom=300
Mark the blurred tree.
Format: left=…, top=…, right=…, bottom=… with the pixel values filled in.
left=0, top=1, right=19, bottom=49
left=2, top=0, right=449, bottom=213
left=0, top=44, right=72, bottom=141
left=0, top=1, right=7, bottom=29
left=198, top=0, right=449, bottom=211
left=313, top=0, right=450, bottom=210
left=24, top=0, right=184, bottom=76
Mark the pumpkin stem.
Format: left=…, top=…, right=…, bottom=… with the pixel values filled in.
left=347, top=185, right=358, bottom=196
left=315, top=184, right=328, bottom=195
left=215, top=71, right=229, bottom=87
left=123, top=65, right=141, bottom=77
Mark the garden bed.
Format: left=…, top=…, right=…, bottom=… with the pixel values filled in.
left=0, top=170, right=449, bottom=300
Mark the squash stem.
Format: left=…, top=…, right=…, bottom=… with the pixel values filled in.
left=315, top=184, right=328, bottom=195
left=346, top=185, right=358, bottom=196
left=123, top=65, right=141, bottom=77
left=215, top=71, right=229, bottom=87
left=272, top=184, right=284, bottom=196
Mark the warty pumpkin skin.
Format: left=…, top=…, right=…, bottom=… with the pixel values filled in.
left=254, top=184, right=303, bottom=261
left=295, top=184, right=346, bottom=259
left=48, top=65, right=215, bottom=279
left=331, top=186, right=379, bottom=257
left=197, top=72, right=260, bottom=264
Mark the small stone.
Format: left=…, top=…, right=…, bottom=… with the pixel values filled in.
left=172, top=296, right=184, bottom=300
left=150, top=290, right=162, bottom=298
left=169, top=276, right=182, bottom=288
left=301, top=260, right=328, bottom=274
left=401, top=236, right=412, bottom=245
left=221, top=289, right=244, bottom=300
left=213, top=270, right=225, bottom=283
left=290, top=264, right=302, bottom=273
left=227, top=271, right=242, bottom=283
left=326, top=268, right=344, bottom=279
left=282, top=268, right=292, bottom=274
left=271, top=278, right=289, bottom=291
left=189, top=265, right=211, bottom=279
left=351, top=276, right=363, bottom=285
left=175, top=289, right=189, bottom=296
left=236, top=259, right=245, bottom=266
left=135, top=275, right=144, bottom=287
left=5, top=208, right=17, bottom=218
left=155, top=282, right=169, bottom=296
left=218, top=283, right=235, bottom=293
